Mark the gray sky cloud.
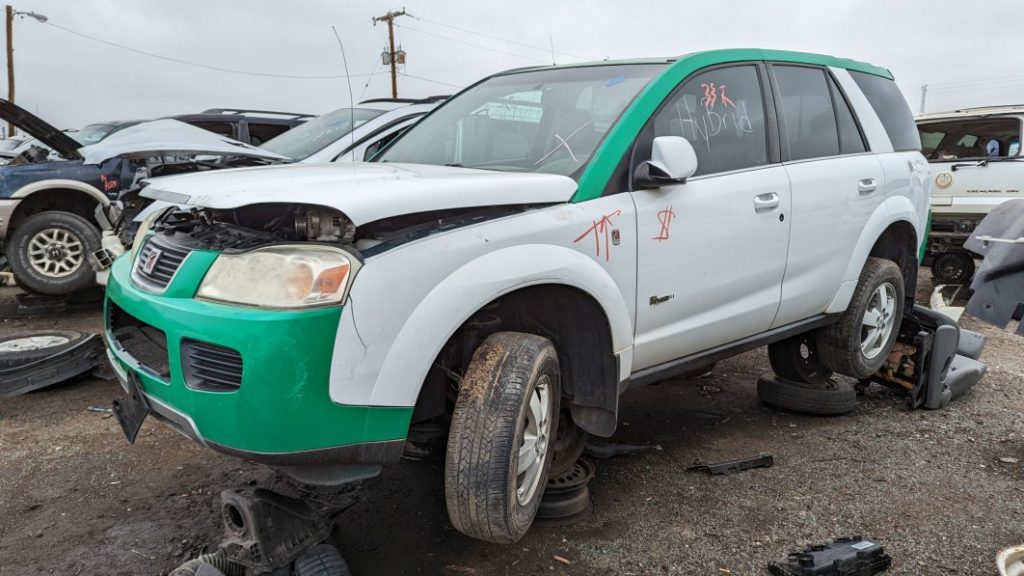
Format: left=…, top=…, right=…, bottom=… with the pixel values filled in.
left=10, top=0, right=1024, bottom=128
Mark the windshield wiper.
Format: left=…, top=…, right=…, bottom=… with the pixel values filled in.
left=951, top=157, right=1024, bottom=171
left=444, top=163, right=465, bottom=168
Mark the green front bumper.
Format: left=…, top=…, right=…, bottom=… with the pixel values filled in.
left=104, top=248, right=412, bottom=460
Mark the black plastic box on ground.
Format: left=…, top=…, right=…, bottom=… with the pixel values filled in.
left=768, top=537, right=892, bottom=576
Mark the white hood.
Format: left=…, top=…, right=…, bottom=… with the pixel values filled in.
left=141, top=162, right=578, bottom=225
left=78, top=119, right=289, bottom=165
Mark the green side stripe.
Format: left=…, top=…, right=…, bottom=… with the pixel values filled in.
left=571, top=48, right=893, bottom=203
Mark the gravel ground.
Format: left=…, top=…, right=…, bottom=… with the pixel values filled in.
left=0, top=271, right=1022, bottom=576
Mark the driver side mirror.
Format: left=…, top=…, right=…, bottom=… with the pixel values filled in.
left=634, top=136, right=698, bottom=189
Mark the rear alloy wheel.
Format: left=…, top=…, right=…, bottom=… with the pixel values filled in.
left=818, top=257, right=905, bottom=379
left=445, top=331, right=560, bottom=544
left=7, top=211, right=100, bottom=295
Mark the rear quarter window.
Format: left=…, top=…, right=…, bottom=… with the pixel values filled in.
left=849, top=71, right=920, bottom=152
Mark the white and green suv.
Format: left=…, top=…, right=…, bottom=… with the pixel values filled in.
left=105, top=49, right=928, bottom=544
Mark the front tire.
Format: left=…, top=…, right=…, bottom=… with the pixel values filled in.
left=445, top=332, right=560, bottom=544
left=818, top=257, right=905, bottom=379
left=6, top=211, right=100, bottom=295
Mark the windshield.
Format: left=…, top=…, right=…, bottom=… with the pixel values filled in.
left=376, top=64, right=661, bottom=176
left=260, top=107, right=386, bottom=160
left=74, top=124, right=116, bottom=146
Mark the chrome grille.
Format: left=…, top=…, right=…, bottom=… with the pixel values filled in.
left=181, top=339, right=243, bottom=392
left=133, top=237, right=190, bottom=290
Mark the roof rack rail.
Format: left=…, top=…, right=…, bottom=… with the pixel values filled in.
left=200, top=108, right=316, bottom=119
left=359, top=95, right=449, bottom=105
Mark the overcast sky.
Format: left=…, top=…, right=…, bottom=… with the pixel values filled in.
left=8, top=0, right=1024, bottom=129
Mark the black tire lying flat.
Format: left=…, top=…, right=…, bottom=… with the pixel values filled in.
left=767, top=332, right=834, bottom=385
left=6, top=211, right=101, bottom=295
left=445, top=331, right=560, bottom=544
left=757, top=375, right=857, bottom=415
left=548, top=408, right=588, bottom=477
left=0, top=330, right=87, bottom=369
left=818, top=257, right=905, bottom=380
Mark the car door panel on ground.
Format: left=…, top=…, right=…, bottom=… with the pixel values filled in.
left=631, top=64, right=791, bottom=370
left=770, top=64, right=886, bottom=327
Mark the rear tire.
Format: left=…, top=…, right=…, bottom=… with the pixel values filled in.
left=445, top=332, right=560, bottom=544
left=818, top=257, right=905, bottom=379
left=757, top=375, right=857, bottom=415
left=7, top=211, right=100, bottom=295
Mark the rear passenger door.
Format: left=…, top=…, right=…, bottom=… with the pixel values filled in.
left=770, top=64, right=886, bottom=327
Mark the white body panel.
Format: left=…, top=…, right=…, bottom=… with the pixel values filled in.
left=631, top=165, right=791, bottom=369
left=773, top=154, right=884, bottom=326
left=329, top=195, right=638, bottom=406
left=142, top=163, right=578, bottom=225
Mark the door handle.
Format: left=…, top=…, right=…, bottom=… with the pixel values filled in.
left=753, top=192, right=780, bottom=213
left=858, top=178, right=878, bottom=195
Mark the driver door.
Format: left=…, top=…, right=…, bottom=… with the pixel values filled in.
left=629, top=64, right=791, bottom=370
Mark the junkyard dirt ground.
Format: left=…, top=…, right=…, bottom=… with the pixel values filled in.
left=1, top=272, right=1022, bottom=576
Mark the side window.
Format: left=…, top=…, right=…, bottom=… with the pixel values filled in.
left=773, top=65, right=839, bottom=160
left=648, top=65, right=768, bottom=176
left=188, top=121, right=236, bottom=139
left=828, top=75, right=867, bottom=154
left=246, top=122, right=290, bottom=146
left=849, top=71, right=921, bottom=152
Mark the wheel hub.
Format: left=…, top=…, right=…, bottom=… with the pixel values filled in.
left=516, top=375, right=552, bottom=506
left=27, top=227, right=84, bottom=278
left=0, top=335, right=71, bottom=352
left=860, top=282, right=897, bottom=359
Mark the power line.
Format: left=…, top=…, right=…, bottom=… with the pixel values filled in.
left=399, top=72, right=463, bottom=89
left=44, top=21, right=376, bottom=80
left=396, top=23, right=551, bottom=64
left=412, top=15, right=595, bottom=61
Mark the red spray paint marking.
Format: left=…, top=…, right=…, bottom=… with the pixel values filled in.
left=573, top=209, right=622, bottom=262
left=653, top=205, right=675, bottom=241
left=701, top=82, right=717, bottom=110
left=100, top=174, right=118, bottom=192
left=719, top=84, right=736, bottom=108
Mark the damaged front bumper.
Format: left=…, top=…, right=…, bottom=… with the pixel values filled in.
left=103, top=252, right=412, bottom=483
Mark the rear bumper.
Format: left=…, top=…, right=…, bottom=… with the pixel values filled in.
left=104, top=250, right=413, bottom=467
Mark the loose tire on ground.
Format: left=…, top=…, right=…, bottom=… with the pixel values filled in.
left=818, top=257, right=905, bottom=380
left=757, top=375, right=857, bottom=415
left=6, top=211, right=101, bottom=295
left=767, top=332, right=834, bottom=385
left=445, top=331, right=560, bottom=544
left=548, top=408, right=588, bottom=477
left=0, top=330, right=87, bottom=369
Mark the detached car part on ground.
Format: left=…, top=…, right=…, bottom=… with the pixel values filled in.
left=916, top=106, right=1024, bottom=284
left=106, top=49, right=936, bottom=544
left=0, top=99, right=288, bottom=295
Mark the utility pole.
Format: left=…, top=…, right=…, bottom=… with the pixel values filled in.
left=919, top=84, right=928, bottom=114
left=4, top=6, right=46, bottom=136
left=373, top=8, right=408, bottom=99
left=6, top=5, right=14, bottom=136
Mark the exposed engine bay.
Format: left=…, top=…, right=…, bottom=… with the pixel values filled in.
left=138, top=202, right=533, bottom=256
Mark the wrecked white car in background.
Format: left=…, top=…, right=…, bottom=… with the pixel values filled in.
left=0, top=102, right=286, bottom=295
left=917, top=105, right=1023, bottom=283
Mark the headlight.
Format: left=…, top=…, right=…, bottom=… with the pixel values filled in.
left=196, top=246, right=359, bottom=309
left=130, top=210, right=162, bottom=258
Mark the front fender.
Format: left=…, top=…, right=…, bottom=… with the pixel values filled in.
left=330, top=244, right=634, bottom=407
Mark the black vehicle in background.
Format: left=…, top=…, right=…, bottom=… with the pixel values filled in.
left=171, top=108, right=313, bottom=146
